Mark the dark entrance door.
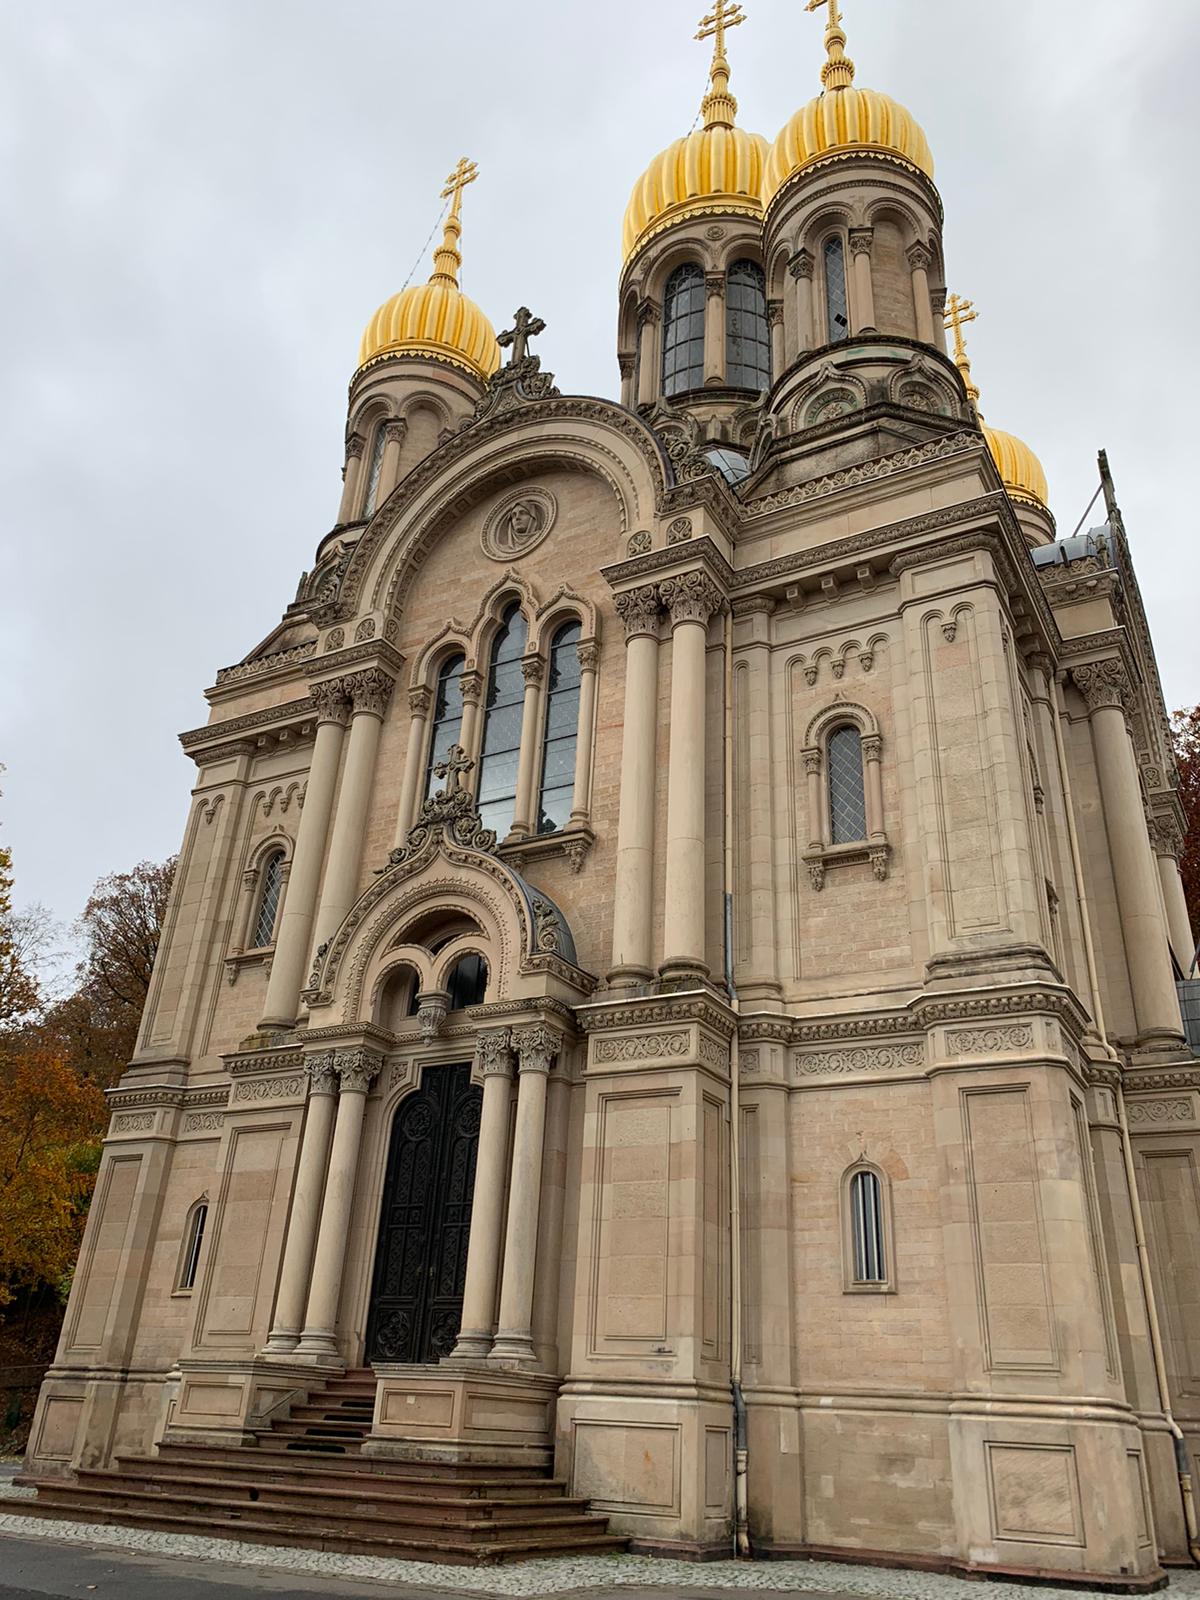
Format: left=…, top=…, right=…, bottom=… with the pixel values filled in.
left=365, top=1063, right=482, bottom=1364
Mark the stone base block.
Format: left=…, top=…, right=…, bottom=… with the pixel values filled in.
left=361, top=1363, right=559, bottom=1467
left=556, top=1387, right=733, bottom=1554
left=24, top=1370, right=172, bottom=1478
left=163, top=1356, right=334, bottom=1449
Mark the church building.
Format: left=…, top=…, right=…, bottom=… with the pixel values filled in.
left=23, top=2, right=1200, bottom=1582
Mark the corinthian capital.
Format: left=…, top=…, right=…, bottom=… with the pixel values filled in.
left=309, top=679, right=352, bottom=727
left=521, top=653, right=546, bottom=687
left=906, top=241, right=933, bottom=272
left=345, top=432, right=365, bottom=460
left=705, top=273, right=725, bottom=301
left=476, top=1027, right=515, bottom=1078
left=345, top=668, right=396, bottom=719
left=659, top=570, right=724, bottom=628
left=512, top=1022, right=562, bottom=1076
left=1072, top=659, right=1132, bottom=715
left=848, top=228, right=874, bottom=257
left=614, top=585, right=662, bottom=640
left=335, top=1048, right=382, bottom=1094
left=382, top=419, right=407, bottom=445
left=305, top=1051, right=339, bottom=1097
left=789, top=249, right=815, bottom=281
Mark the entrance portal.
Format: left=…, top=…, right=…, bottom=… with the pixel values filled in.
left=366, top=1063, right=482, bottom=1364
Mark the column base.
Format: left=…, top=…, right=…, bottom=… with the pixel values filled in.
left=448, top=1330, right=494, bottom=1361
left=487, top=1332, right=538, bottom=1367
left=294, top=1330, right=340, bottom=1360
left=658, top=958, right=711, bottom=988
left=604, top=964, right=655, bottom=989
left=261, top=1330, right=301, bottom=1355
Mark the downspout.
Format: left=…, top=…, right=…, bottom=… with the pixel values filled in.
left=723, top=605, right=751, bottom=1557
left=1050, top=668, right=1200, bottom=1563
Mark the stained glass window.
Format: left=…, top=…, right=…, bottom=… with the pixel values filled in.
left=828, top=725, right=867, bottom=843
left=824, top=237, right=849, bottom=343
left=850, top=1170, right=885, bottom=1283
left=362, top=420, right=388, bottom=517
left=537, top=621, right=582, bottom=835
left=726, top=260, right=770, bottom=390
left=477, top=603, right=528, bottom=839
left=179, top=1202, right=208, bottom=1291
left=424, top=654, right=466, bottom=800
left=251, top=851, right=285, bottom=947
left=662, top=263, right=706, bottom=396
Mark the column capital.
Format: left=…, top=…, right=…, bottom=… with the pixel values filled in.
left=636, top=298, right=661, bottom=329
left=305, top=1050, right=339, bottom=1097
left=334, top=1047, right=382, bottom=1094
left=861, top=733, right=883, bottom=763
left=614, top=584, right=663, bottom=640
left=382, top=418, right=407, bottom=445
left=521, top=652, right=546, bottom=687
left=906, top=241, right=933, bottom=271
left=344, top=432, right=366, bottom=460
left=476, top=1027, right=515, bottom=1078
left=309, top=679, right=353, bottom=727
left=705, top=272, right=726, bottom=300
left=789, top=248, right=814, bottom=281
left=802, top=747, right=822, bottom=776
left=345, top=667, right=396, bottom=719
left=767, top=297, right=785, bottom=327
left=408, top=684, right=432, bottom=718
left=848, top=227, right=874, bottom=256
left=659, top=570, right=724, bottom=628
left=460, top=668, right=485, bottom=706
left=512, top=1022, right=563, bottom=1075
left=1149, top=814, right=1184, bottom=860
left=1072, top=659, right=1132, bottom=715
left=577, top=639, right=600, bottom=672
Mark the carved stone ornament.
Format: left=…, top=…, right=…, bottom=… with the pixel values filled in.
left=345, top=433, right=365, bottom=460
left=705, top=225, right=727, bottom=241
left=659, top=571, right=723, bottom=627
left=869, top=845, right=890, bottom=882
left=802, top=748, right=822, bottom=776
left=809, top=861, right=826, bottom=892
left=705, top=273, right=725, bottom=301
left=577, top=641, right=600, bottom=672
left=417, top=992, right=449, bottom=1043
left=383, top=746, right=499, bottom=869
left=481, top=487, right=557, bottom=563
left=789, top=249, right=815, bottom=281
left=305, top=1051, right=339, bottom=1097
left=1073, top=659, right=1132, bottom=714
left=906, top=241, right=933, bottom=271
left=626, top=530, right=652, bottom=556
left=848, top=228, right=874, bottom=256
left=521, top=653, right=546, bottom=687
left=614, top=585, right=662, bottom=639
left=465, top=335, right=561, bottom=431
left=324, top=628, right=346, bottom=653
left=345, top=668, right=395, bottom=718
left=354, top=617, right=377, bottom=643
left=309, top=680, right=352, bottom=727
left=861, top=734, right=883, bottom=763
left=408, top=685, right=432, bottom=718
left=335, top=1048, right=382, bottom=1094
left=513, top=1023, right=561, bottom=1075
left=531, top=897, right=563, bottom=953
left=476, top=1028, right=514, bottom=1078
left=667, top=516, right=693, bottom=545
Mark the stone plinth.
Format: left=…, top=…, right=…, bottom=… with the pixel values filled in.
left=362, top=1363, right=559, bottom=1468
left=163, top=1357, right=332, bottom=1449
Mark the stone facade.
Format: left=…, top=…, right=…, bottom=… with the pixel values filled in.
left=23, top=16, right=1198, bottom=1587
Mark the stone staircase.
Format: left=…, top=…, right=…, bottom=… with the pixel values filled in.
left=17, top=1369, right=626, bottom=1565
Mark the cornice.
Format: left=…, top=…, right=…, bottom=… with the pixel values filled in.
left=106, top=1084, right=229, bottom=1111
left=575, top=989, right=736, bottom=1040
left=180, top=698, right=316, bottom=758
left=742, top=430, right=978, bottom=520
left=210, top=641, right=317, bottom=698
left=308, top=639, right=405, bottom=681
left=221, top=1043, right=305, bottom=1077
left=601, top=535, right=734, bottom=595
left=764, top=153, right=945, bottom=231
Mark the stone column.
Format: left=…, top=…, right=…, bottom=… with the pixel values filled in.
left=296, top=1049, right=381, bottom=1357
left=263, top=1054, right=340, bottom=1352
left=636, top=302, right=660, bottom=408
left=931, top=287, right=949, bottom=355
left=618, top=352, right=635, bottom=410
left=336, top=434, right=365, bottom=524
left=490, top=1024, right=559, bottom=1366
left=704, top=273, right=726, bottom=385
left=1151, top=818, right=1195, bottom=975
left=862, top=732, right=886, bottom=840
left=311, top=669, right=395, bottom=951
left=231, top=867, right=259, bottom=956
left=907, top=242, right=936, bottom=345
left=659, top=571, right=723, bottom=982
left=608, top=587, right=662, bottom=984
left=450, top=1030, right=514, bottom=1360
left=570, top=641, right=600, bottom=824
left=734, top=600, right=780, bottom=998
left=767, top=299, right=784, bottom=380
left=509, top=654, right=546, bottom=840
left=849, top=228, right=875, bottom=333
left=1074, top=662, right=1184, bottom=1045
left=260, top=683, right=350, bottom=1029
left=459, top=670, right=485, bottom=767
left=789, top=250, right=814, bottom=353
left=377, top=419, right=406, bottom=503
left=392, top=686, right=431, bottom=846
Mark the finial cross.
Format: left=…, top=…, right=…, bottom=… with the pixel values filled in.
left=434, top=744, right=474, bottom=791
left=441, top=156, right=479, bottom=206
left=943, top=292, right=978, bottom=363
left=805, top=0, right=842, bottom=27
left=696, top=0, right=746, bottom=54
left=498, top=306, right=546, bottom=367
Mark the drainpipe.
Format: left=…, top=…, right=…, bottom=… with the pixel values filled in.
left=1050, top=669, right=1200, bottom=1564
left=723, top=604, right=751, bottom=1558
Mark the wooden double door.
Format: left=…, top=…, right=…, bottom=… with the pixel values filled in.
left=365, top=1063, right=482, bottom=1365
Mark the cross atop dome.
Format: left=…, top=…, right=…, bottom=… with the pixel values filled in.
left=429, top=157, right=480, bottom=289
left=944, top=292, right=982, bottom=411
left=805, top=0, right=855, bottom=90
left=696, top=0, right=747, bottom=129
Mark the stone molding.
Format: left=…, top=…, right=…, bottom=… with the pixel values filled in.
left=214, top=641, right=317, bottom=689
left=602, top=535, right=735, bottom=596
left=945, top=1023, right=1036, bottom=1055
left=793, top=1042, right=925, bottom=1078
left=180, top=699, right=317, bottom=760
left=741, top=432, right=977, bottom=519
left=231, top=1076, right=306, bottom=1103
left=576, top=991, right=735, bottom=1041
left=107, top=1084, right=229, bottom=1111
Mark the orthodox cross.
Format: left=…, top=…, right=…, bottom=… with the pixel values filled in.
left=434, top=744, right=474, bottom=791
left=441, top=156, right=479, bottom=210
left=696, top=0, right=746, bottom=55
left=805, top=0, right=841, bottom=27
left=943, top=292, right=978, bottom=365
left=498, top=306, right=546, bottom=367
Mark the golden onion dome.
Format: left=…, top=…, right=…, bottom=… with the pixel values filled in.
left=358, top=158, right=500, bottom=381
left=623, top=3, right=768, bottom=266
left=764, top=1, right=933, bottom=207
left=944, top=293, right=1049, bottom=512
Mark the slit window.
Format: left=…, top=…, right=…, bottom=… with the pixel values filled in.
left=824, top=237, right=849, bottom=343
left=362, top=420, right=388, bottom=518
left=537, top=621, right=582, bottom=835
left=251, top=851, right=285, bottom=948
left=179, top=1202, right=208, bottom=1292
left=849, top=1170, right=885, bottom=1284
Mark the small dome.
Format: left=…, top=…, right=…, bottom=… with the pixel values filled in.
left=623, top=124, right=769, bottom=264
left=765, top=85, right=933, bottom=203
left=984, top=425, right=1050, bottom=511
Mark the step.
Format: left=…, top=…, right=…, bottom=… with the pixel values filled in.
left=144, top=1448, right=564, bottom=1497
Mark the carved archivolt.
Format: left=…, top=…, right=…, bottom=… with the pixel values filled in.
left=804, top=699, right=880, bottom=748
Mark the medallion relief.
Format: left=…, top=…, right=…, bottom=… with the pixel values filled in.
left=481, top=488, right=556, bottom=563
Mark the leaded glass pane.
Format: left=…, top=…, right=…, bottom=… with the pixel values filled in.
left=824, top=237, right=849, bottom=343
left=726, top=260, right=771, bottom=390
left=828, top=725, right=867, bottom=843
left=850, top=1171, right=884, bottom=1283
left=362, top=421, right=388, bottom=517
left=537, top=622, right=582, bottom=836
left=252, top=852, right=285, bottom=947
left=424, top=654, right=465, bottom=799
left=537, top=786, right=573, bottom=835
left=662, top=264, right=705, bottom=397
left=476, top=604, right=527, bottom=839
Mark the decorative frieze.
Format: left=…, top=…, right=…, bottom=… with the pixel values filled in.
left=945, top=1023, right=1036, bottom=1056
left=1127, top=1098, right=1193, bottom=1126
left=593, top=1031, right=690, bottom=1064
left=793, top=1043, right=925, bottom=1078
left=182, top=1110, right=224, bottom=1133
left=232, top=1076, right=306, bottom=1103
left=112, top=1112, right=156, bottom=1133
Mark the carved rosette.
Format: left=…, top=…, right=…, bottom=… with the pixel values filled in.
left=345, top=668, right=396, bottom=719
left=309, top=680, right=352, bottom=727
left=1073, top=660, right=1132, bottom=715
left=335, top=1048, right=382, bottom=1095
left=614, top=585, right=662, bottom=640
left=513, top=1023, right=562, bottom=1076
left=659, top=571, right=724, bottom=628
left=476, top=1027, right=514, bottom=1078
left=306, top=1051, right=339, bottom=1097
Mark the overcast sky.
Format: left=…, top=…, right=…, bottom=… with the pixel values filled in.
left=2, top=0, right=1197, bottom=937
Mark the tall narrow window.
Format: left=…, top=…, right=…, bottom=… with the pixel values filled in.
left=726, top=260, right=770, bottom=390
left=179, top=1201, right=208, bottom=1291
left=252, top=851, right=285, bottom=947
left=362, top=420, right=388, bottom=518
left=824, top=237, right=849, bottom=343
left=424, top=654, right=466, bottom=799
left=849, top=1170, right=885, bottom=1284
left=446, top=953, right=488, bottom=1009
left=828, top=725, right=867, bottom=844
left=537, top=621, right=582, bottom=835
left=477, top=604, right=528, bottom=838
left=662, top=263, right=705, bottom=396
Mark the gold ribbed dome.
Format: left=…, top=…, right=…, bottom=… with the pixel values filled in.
left=358, top=159, right=500, bottom=380
left=984, top=425, right=1050, bottom=511
left=764, top=1, right=933, bottom=206
left=623, top=3, right=767, bottom=265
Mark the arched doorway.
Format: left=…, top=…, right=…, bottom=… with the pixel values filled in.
left=365, top=1063, right=483, bottom=1365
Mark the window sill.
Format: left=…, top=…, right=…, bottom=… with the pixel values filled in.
left=803, top=838, right=890, bottom=891
left=499, top=825, right=595, bottom=876
left=843, top=1282, right=896, bottom=1296
left=224, top=946, right=275, bottom=986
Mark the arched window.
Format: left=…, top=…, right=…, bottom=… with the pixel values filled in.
left=828, top=725, right=867, bottom=844
left=848, top=1169, right=886, bottom=1285
left=726, top=260, right=770, bottom=390
left=251, top=850, right=285, bottom=947
left=424, top=653, right=466, bottom=800
left=477, top=603, right=528, bottom=838
left=537, top=621, right=582, bottom=835
left=446, top=953, right=488, bottom=1009
left=662, top=263, right=705, bottom=396
left=178, top=1200, right=208, bottom=1292
left=361, top=419, right=389, bottom=518
left=824, top=237, right=849, bottom=343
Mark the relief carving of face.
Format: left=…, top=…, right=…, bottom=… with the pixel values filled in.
left=481, top=488, right=556, bottom=562
left=508, top=503, right=535, bottom=540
